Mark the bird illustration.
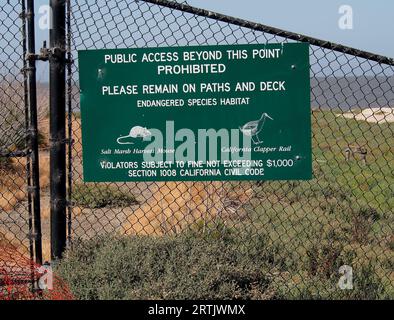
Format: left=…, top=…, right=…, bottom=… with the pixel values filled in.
left=239, top=113, right=273, bottom=145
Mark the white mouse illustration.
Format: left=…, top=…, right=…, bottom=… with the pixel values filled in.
left=117, top=126, right=152, bottom=145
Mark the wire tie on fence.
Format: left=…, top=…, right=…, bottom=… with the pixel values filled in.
left=66, top=199, right=75, bottom=207
left=65, top=57, right=75, bottom=64
left=25, top=53, right=47, bottom=63
left=28, top=231, right=38, bottom=241
left=49, top=137, right=73, bottom=147
left=19, top=11, right=33, bottom=20
left=23, top=66, right=36, bottom=72
left=25, top=53, right=35, bottom=61
left=48, top=46, right=68, bottom=60
left=24, top=44, right=70, bottom=63
left=0, top=150, right=30, bottom=158
left=50, top=198, right=68, bottom=208
left=26, top=185, right=39, bottom=194
left=27, top=127, right=37, bottom=136
left=25, top=10, right=33, bottom=19
left=27, top=185, right=35, bottom=194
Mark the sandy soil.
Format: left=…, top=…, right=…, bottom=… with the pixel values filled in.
left=337, top=107, right=394, bottom=124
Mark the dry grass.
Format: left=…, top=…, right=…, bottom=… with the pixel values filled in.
left=0, top=81, right=48, bottom=151
left=0, top=230, right=20, bottom=251
left=122, top=182, right=254, bottom=236
left=0, top=153, right=49, bottom=212
left=69, top=117, right=255, bottom=237
left=0, top=84, right=50, bottom=212
left=0, top=230, right=29, bottom=267
left=71, top=115, right=82, bottom=156
left=0, top=81, right=25, bottom=151
left=38, top=117, right=50, bottom=149
left=0, top=228, right=51, bottom=265
left=41, top=239, right=51, bottom=263
left=0, top=160, right=27, bottom=211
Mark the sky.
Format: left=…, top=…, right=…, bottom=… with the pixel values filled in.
left=186, top=0, right=393, bottom=58
left=14, top=0, right=394, bottom=82
left=32, top=0, right=393, bottom=57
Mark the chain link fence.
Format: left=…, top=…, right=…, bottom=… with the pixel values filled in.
left=0, top=0, right=36, bottom=284
left=66, top=0, right=393, bottom=299
left=1, top=1, right=48, bottom=295
left=0, top=0, right=392, bottom=299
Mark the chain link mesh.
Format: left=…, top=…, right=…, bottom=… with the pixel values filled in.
left=1, top=0, right=392, bottom=299
left=65, top=0, right=394, bottom=299
left=0, top=0, right=36, bottom=285
left=66, top=0, right=393, bottom=298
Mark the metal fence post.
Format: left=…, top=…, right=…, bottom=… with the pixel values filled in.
left=26, top=0, right=43, bottom=265
left=50, top=0, right=67, bottom=260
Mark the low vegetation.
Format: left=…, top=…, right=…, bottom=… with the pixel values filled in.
left=57, top=231, right=275, bottom=300
left=56, top=226, right=391, bottom=300
left=57, top=110, right=393, bottom=299
left=72, top=183, right=138, bottom=209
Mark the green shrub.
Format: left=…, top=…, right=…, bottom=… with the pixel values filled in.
left=388, top=237, right=394, bottom=251
left=350, top=263, right=387, bottom=300
left=307, top=242, right=344, bottom=279
left=351, top=207, right=380, bottom=244
left=0, top=100, right=26, bottom=151
left=72, top=183, right=138, bottom=209
left=57, top=229, right=393, bottom=300
left=56, top=232, right=284, bottom=300
left=0, top=156, right=11, bottom=169
left=275, top=263, right=389, bottom=300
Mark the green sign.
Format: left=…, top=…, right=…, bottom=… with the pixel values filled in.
left=79, top=43, right=312, bottom=182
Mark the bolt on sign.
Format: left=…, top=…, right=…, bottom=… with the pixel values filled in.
left=78, top=43, right=312, bottom=182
